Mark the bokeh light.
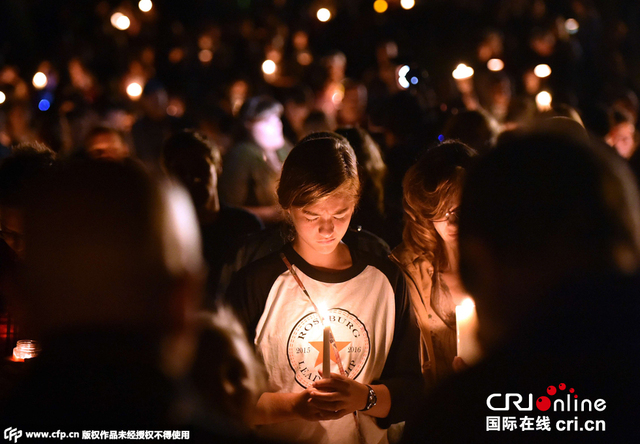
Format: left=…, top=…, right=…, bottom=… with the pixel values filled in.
left=317, top=8, right=331, bottom=22
left=487, top=58, right=504, bottom=72
left=110, top=12, right=131, bottom=31
left=297, top=51, right=313, bottom=66
left=534, top=64, right=552, bottom=78
left=38, top=99, right=50, bottom=111
left=199, top=49, right=213, bottom=63
left=400, top=0, right=416, bottom=10
left=398, top=65, right=410, bottom=89
left=374, top=1, right=388, bottom=13
left=262, top=59, right=277, bottom=75
left=32, top=72, right=48, bottom=89
left=138, top=0, right=153, bottom=13
left=126, top=82, right=143, bottom=100
left=452, top=63, right=474, bottom=80
left=0, top=91, right=5, bottom=104
left=536, top=91, right=552, bottom=111
left=565, top=18, right=579, bottom=34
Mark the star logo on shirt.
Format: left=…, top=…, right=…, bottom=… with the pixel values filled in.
left=308, top=340, right=351, bottom=368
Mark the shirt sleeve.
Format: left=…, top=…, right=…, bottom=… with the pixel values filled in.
left=373, top=269, right=425, bottom=428
left=222, top=252, right=287, bottom=343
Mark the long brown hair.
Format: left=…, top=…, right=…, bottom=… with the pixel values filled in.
left=278, top=132, right=360, bottom=210
left=402, top=140, right=476, bottom=269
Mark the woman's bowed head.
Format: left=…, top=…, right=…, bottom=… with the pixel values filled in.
left=278, top=132, right=361, bottom=271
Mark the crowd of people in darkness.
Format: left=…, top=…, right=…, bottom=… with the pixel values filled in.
left=1, top=1, right=640, bottom=443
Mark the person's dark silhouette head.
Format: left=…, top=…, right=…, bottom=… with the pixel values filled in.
left=162, top=130, right=222, bottom=214
left=458, top=132, right=640, bottom=348
left=0, top=142, right=56, bottom=258
left=20, top=160, right=205, bottom=347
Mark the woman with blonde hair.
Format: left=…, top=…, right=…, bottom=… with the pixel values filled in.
left=390, top=140, right=477, bottom=384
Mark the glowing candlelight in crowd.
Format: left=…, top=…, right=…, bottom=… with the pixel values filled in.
left=126, top=82, right=143, bottom=100
left=111, top=12, right=131, bottom=31
left=297, top=51, right=313, bottom=66
left=565, top=18, right=579, bottom=34
left=317, top=8, right=331, bottom=22
left=374, top=0, right=388, bottom=13
left=0, top=91, right=5, bottom=104
left=262, top=59, right=277, bottom=75
left=487, top=58, right=504, bottom=72
left=13, top=340, right=41, bottom=360
left=534, top=64, right=551, bottom=78
left=138, top=0, right=153, bottom=13
left=536, top=91, right=552, bottom=111
left=455, top=298, right=481, bottom=364
left=32, top=72, right=48, bottom=89
left=323, top=325, right=331, bottom=378
left=398, top=65, right=410, bottom=89
left=199, top=49, right=213, bottom=63
left=452, top=63, right=474, bottom=80
left=400, top=0, right=416, bottom=10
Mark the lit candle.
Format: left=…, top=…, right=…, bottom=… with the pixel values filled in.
left=452, top=63, right=474, bottom=80
left=317, top=304, right=332, bottom=379
left=323, top=325, right=331, bottom=378
left=13, top=339, right=41, bottom=360
left=535, top=91, right=552, bottom=112
left=455, top=298, right=481, bottom=364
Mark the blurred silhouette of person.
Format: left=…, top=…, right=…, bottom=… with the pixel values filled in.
left=219, top=96, right=291, bottom=225
left=2, top=101, right=38, bottom=147
left=315, top=51, right=347, bottom=124
left=0, top=142, right=56, bottom=259
left=162, top=130, right=263, bottom=305
left=605, top=108, right=637, bottom=160
left=302, top=110, right=334, bottom=136
left=502, top=97, right=537, bottom=132
left=335, top=127, right=388, bottom=243
left=381, top=91, right=427, bottom=248
left=191, top=307, right=267, bottom=427
left=390, top=141, right=477, bottom=384
left=0, top=160, right=269, bottom=442
left=0, top=142, right=56, bottom=368
left=83, top=126, right=131, bottom=161
left=337, top=80, right=368, bottom=128
left=58, top=58, right=102, bottom=153
left=441, top=111, right=496, bottom=155
left=131, top=80, right=183, bottom=164
left=281, top=86, right=312, bottom=143
left=402, top=131, right=640, bottom=443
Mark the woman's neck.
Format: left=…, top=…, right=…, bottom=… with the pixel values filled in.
left=293, top=240, right=353, bottom=272
left=443, top=241, right=459, bottom=273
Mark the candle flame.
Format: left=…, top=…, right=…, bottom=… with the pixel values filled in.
left=460, top=297, right=475, bottom=308
left=456, top=297, right=476, bottom=321
left=452, top=63, right=474, bottom=80
left=317, top=303, right=329, bottom=324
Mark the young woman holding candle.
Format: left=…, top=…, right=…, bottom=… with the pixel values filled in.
left=225, top=132, right=422, bottom=444
left=389, top=141, right=477, bottom=384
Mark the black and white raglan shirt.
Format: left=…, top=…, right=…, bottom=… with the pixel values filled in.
left=225, top=241, right=423, bottom=444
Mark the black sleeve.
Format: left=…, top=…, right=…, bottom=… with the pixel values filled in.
left=373, top=266, right=425, bottom=428
left=222, top=252, right=287, bottom=343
